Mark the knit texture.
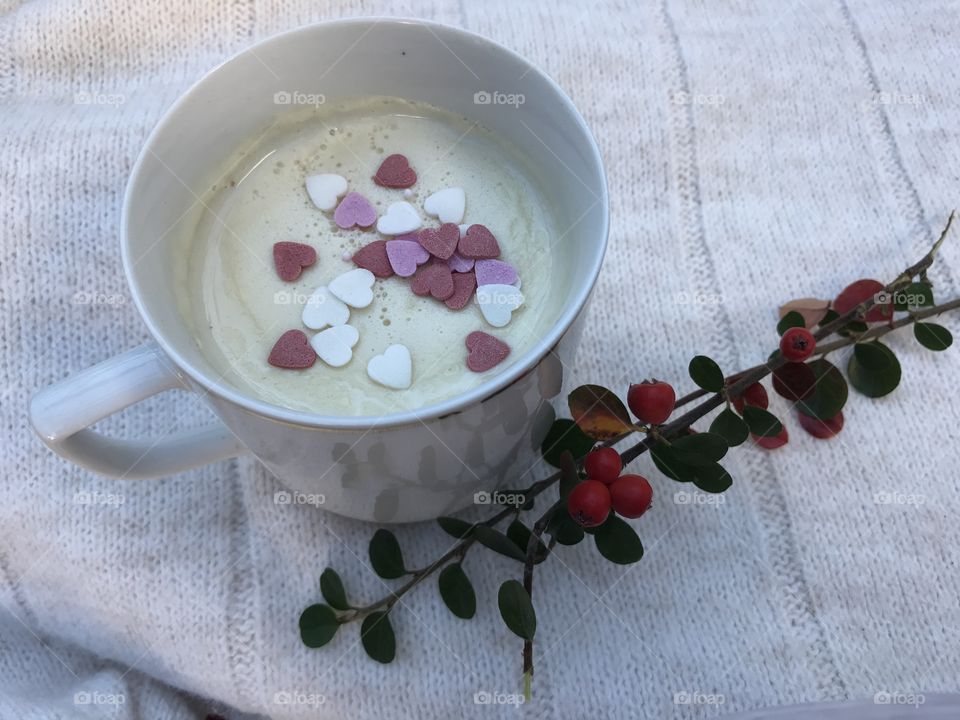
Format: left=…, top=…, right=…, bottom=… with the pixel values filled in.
left=3, top=1, right=960, bottom=718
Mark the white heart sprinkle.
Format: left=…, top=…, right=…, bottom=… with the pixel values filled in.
left=376, top=201, right=422, bottom=235
left=328, top=268, right=375, bottom=308
left=305, top=174, right=347, bottom=212
left=367, top=344, right=413, bottom=390
left=458, top=223, right=470, bottom=238
left=423, top=187, right=466, bottom=224
left=476, top=284, right=525, bottom=328
left=301, top=286, right=350, bottom=330
left=310, top=324, right=359, bottom=367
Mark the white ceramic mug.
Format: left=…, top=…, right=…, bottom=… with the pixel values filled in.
left=29, top=18, right=609, bottom=522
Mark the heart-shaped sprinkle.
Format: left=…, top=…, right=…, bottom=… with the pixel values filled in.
left=272, top=241, right=316, bottom=282
left=423, top=187, right=466, bottom=224
left=310, top=324, right=359, bottom=367
left=447, top=251, right=474, bottom=273
left=328, top=268, right=375, bottom=308
left=301, top=286, right=350, bottom=330
left=475, top=259, right=518, bottom=286
left=417, top=223, right=460, bottom=260
left=352, top=240, right=393, bottom=278
left=376, top=201, right=422, bottom=235
left=305, top=174, right=347, bottom=211
left=465, top=331, right=510, bottom=373
left=411, top=262, right=455, bottom=300
left=459, top=224, right=501, bottom=259
left=476, top=284, right=524, bottom=327
left=268, top=330, right=316, bottom=369
left=334, top=192, right=377, bottom=229
left=367, top=344, right=413, bottom=390
left=374, top=154, right=417, bottom=188
left=445, top=270, right=477, bottom=310
left=385, top=239, right=430, bottom=277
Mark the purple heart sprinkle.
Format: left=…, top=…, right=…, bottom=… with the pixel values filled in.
left=447, top=251, right=475, bottom=273
left=475, top=259, right=518, bottom=286
left=334, top=192, right=377, bottom=229
left=386, top=239, right=430, bottom=277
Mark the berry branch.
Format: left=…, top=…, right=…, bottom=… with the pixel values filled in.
left=299, top=215, right=959, bottom=695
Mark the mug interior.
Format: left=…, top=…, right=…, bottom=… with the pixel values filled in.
left=122, top=18, right=608, bottom=428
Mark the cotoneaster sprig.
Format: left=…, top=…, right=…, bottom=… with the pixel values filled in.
left=298, top=213, right=959, bottom=700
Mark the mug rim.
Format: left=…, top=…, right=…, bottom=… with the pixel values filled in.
left=121, top=16, right=609, bottom=430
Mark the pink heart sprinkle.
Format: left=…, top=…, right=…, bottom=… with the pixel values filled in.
left=474, top=259, right=517, bottom=286
left=268, top=330, right=316, bottom=369
left=334, top=192, right=377, bottom=229
left=352, top=240, right=393, bottom=278
left=272, top=241, right=316, bottom=282
left=417, top=223, right=460, bottom=260
left=447, top=251, right=475, bottom=273
left=386, top=239, right=430, bottom=277
left=411, top=262, right=455, bottom=300
left=458, top=224, right=501, bottom=259
left=374, top=154, right=417, bottom=188
left=445, top=270, right=476, bottom=311
left=465, top=331, right=510, bottom=372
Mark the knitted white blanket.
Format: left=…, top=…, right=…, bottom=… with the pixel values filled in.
left=2, top=1, right=959, bottom=718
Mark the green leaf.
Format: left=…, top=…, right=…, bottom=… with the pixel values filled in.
left=895, top=281, right=934, bottom=311
left=691, top=463, right=733, bottom=493
left=796, top=359, right=848, bottom=421
left=594, top=516, right=644, bottom=564
left=650, top=443, right=692, bottom=482
left=777, top=311, right=806, bottom=336
left=818, top=308, right=840, bottom=328
left=507, top=520, right=547, bottom=563
left=568, top=385, right=633, bottom=440
left=369, top=529, right=406, bottom=579
left=709, top=409, right=749, bottom=446
left=689, top=355, right=725, bottom=392
left=472, top=525, right=526, bottom=562
left=540, top=419, right=595, bottom=468
left=497, top=580, right=536, bottom=640
left=299, top=603, right=339, bottom=648
left=848, top=342, right=901, bottom=397
left=552, top=515, right=585, bottom=546
left=670, top=432, right=729, bottom=465
left=558, top=450, right=580, bottom=500
left=320, top=568, right=350, bottom=611
left=360, top=611, right=396, bottom=663
left=914, top=322, right=953, bottom=351
left=438, top=564, right=476, bottom=619
left=741, top=405, right=783, bottom=438
left=437, top=516, right=474, bottom=539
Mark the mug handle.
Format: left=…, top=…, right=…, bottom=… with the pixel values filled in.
left=29, top=342, right=248, bottom=478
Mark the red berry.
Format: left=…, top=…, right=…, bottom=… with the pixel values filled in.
left=731, top=382, right=769, bottom=414
left=798, top=411, right=844, bottom=439
left=833, top=279, right=892, bottom=323
left=583, top=447, right=622, bottom=484
left=780, top=327, right=816, bottom=362
left=609, top=474, right=653, bottom=518
left=753, top=427, right=789, bottom=449
left=567, top=480, right=611, bottom=528
left=627, top=380, right=676, bottom=425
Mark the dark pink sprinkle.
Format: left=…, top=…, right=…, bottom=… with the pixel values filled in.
left=417, top=223, right=460, bottom=260
left=410, top=262, right=455, bottom=300
left=273, top=241, right=316, bottom=282
left=445, top=271, right=477, bottom=310
left=458, top=224, right=500, bottom=259
left=352, top=240, right=394, bottom=278
left=268, top=330, right=316, bottom=369
left=465, top=331, right=510, bottom=372
left=374, top=154, right=417, bottom=188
